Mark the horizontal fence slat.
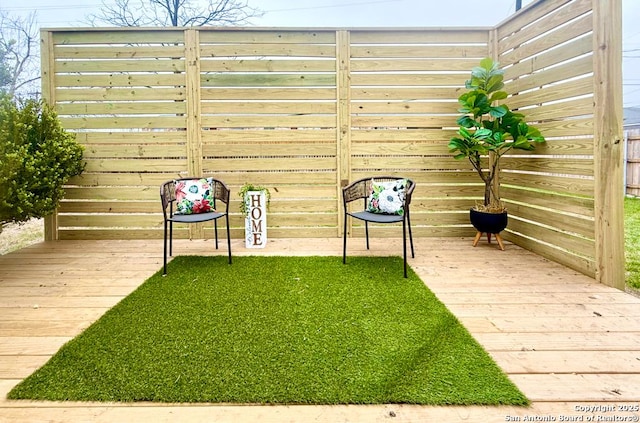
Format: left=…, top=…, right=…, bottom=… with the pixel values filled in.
left=501, top=185, right=594, bottom=217
left=55, top=59, right=186, bottom=73
left=198, top=30, right=337, bottom=44
left=201, top=87, right=336, bottom=100
left=57, top=102, right=188, bottom=116
left=349, top=29, right=490, bottom=44
left=350, top=58, right=485, bottom=72
left=200, top=59, right=336, bottom=73
left=202, top=129, right=336, bottom=142
left=200, top=44, right=336, bottom=57
left=202, top=143, right=336, bottom=157
left=202, top=101, right=336, bottom=115
left=54, top=45, right=186, bottom=59
left=500, top=157, right=594, bottom=177
left=55, top=73, right=185, bottom=88
left=201, top=74, right=336, bottom=87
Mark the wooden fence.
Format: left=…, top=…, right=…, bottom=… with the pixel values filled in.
left=626, top=129, right=640, bottom=196
left=41, top=0, right=625, bottom=288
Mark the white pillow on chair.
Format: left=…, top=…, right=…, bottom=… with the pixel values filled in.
left=367, top=179, right=408, bottom=216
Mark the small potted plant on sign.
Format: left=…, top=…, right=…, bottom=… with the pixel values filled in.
left=448, top=57, right=545, bottom=247
left=238, top=183, right=271, bottom=248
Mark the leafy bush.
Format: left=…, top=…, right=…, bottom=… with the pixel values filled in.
left=0, top=95, right=84, bottom=228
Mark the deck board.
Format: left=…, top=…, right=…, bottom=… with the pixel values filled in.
left=0, top=238, right=639, bottom=422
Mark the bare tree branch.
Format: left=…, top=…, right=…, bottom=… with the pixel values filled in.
left=0, top=10, right=40, bottom=97
left=87, top=0, right=263, bottom=27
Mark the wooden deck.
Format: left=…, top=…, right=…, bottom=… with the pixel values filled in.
left=0, top=238, right=639, bottom=423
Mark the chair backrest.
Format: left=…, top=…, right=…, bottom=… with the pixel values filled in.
left=343, top=176, right=415, bottom=210
left=160, top=177, right=231, bottom=218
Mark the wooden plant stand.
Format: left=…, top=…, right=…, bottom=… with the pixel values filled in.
left=473, top=231, right=505, bottom=251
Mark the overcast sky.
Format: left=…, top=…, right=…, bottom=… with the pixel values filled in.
left=4, top=0, right=640, bottom=108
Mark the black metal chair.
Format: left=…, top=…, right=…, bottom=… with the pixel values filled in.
left=160, top=177, right=231, bottom=275
left=342, top=176, right=415, bottom=278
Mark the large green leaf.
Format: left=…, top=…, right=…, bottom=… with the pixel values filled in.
left=485, top=75, right=504, bottom=93
left=479, top=57, right=495, bottom=70
left=456, top=115, right=476, bottom=128
left=489, top=105, right=508, bottom=118
left=489, top=91, right=508, bottom=102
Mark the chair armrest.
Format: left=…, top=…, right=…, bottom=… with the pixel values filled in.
left=160, top=180, right=176, bottom=219
left=212, top=179, right=231, bottom=212
left=404, top=180, right=416, bottom=206
left=342, top=178, right=368, bottom=205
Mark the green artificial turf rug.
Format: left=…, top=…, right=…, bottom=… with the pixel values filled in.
left=8, top=256, right=528, bottom=405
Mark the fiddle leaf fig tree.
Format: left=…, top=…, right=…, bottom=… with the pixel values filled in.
left=448, top=57, right=545, bottom=212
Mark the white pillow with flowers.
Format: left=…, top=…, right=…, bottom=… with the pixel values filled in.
left=174, top=178, right=214, bottom=215
left=367, top=179, right=408, bottom=216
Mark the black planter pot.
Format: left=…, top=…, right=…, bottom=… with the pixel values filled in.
left=469, top=208, right=508, bottom=234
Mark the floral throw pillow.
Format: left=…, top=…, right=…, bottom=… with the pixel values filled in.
left=174, top=178, right=214, bottom=215
left=367, top=179, right=408, bottom=216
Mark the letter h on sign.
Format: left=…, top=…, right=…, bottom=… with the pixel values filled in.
left=245, top=191, right=267, bottom=248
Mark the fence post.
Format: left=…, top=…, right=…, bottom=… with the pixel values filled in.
left=41, top=30, right=58, bottom=241
left=336, top=30, right=351, bottom=238
left=185, top=29, right=205, bottom=239
left=593, top=0, right=625, bottom=289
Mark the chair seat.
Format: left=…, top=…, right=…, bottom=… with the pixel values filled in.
left=348, top=210, right=404, bottom=224
left=168, top=211, right=225, bottom=223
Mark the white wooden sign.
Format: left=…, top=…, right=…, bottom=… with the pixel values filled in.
left=244, top=190, right=267, bottom=248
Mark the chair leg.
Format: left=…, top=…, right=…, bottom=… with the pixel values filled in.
left=402, top=218, right=408, bottom=278
left=169, top=220, right=173, bottom=257
left=163, top=220, right=168, bottom=275
left=365, top=221, right=370, bottom=250
left=407, top=210, right=415, bottom=258
left=225, top=215, right=232, bottom=264
left=214, top=220, right=219, bottom=250
left=343, top=213, right=348, bottom=264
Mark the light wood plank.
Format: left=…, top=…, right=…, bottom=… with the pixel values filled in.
left=0, top=356, right=53, bottom=379
left=54, top=45, right=185, bottom=59
left=55, top=59, right=186, bottom=73
left=0, top=321, right=93, bottom=337
left=200, top=44, right=335, bottom=58
left=198, top=30, right=336, bottom=44
left=200, top=59, right=335, bottom=72
left=510, top=373, right=640, bottom=402
left=51, top=30, right=185, bottom=45
left=491, top=350, right=640, bottom=374
left=0, top=337, right=74, bottom=355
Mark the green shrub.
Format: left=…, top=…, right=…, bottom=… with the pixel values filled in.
left=0, top=95, right=84, bottom=228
